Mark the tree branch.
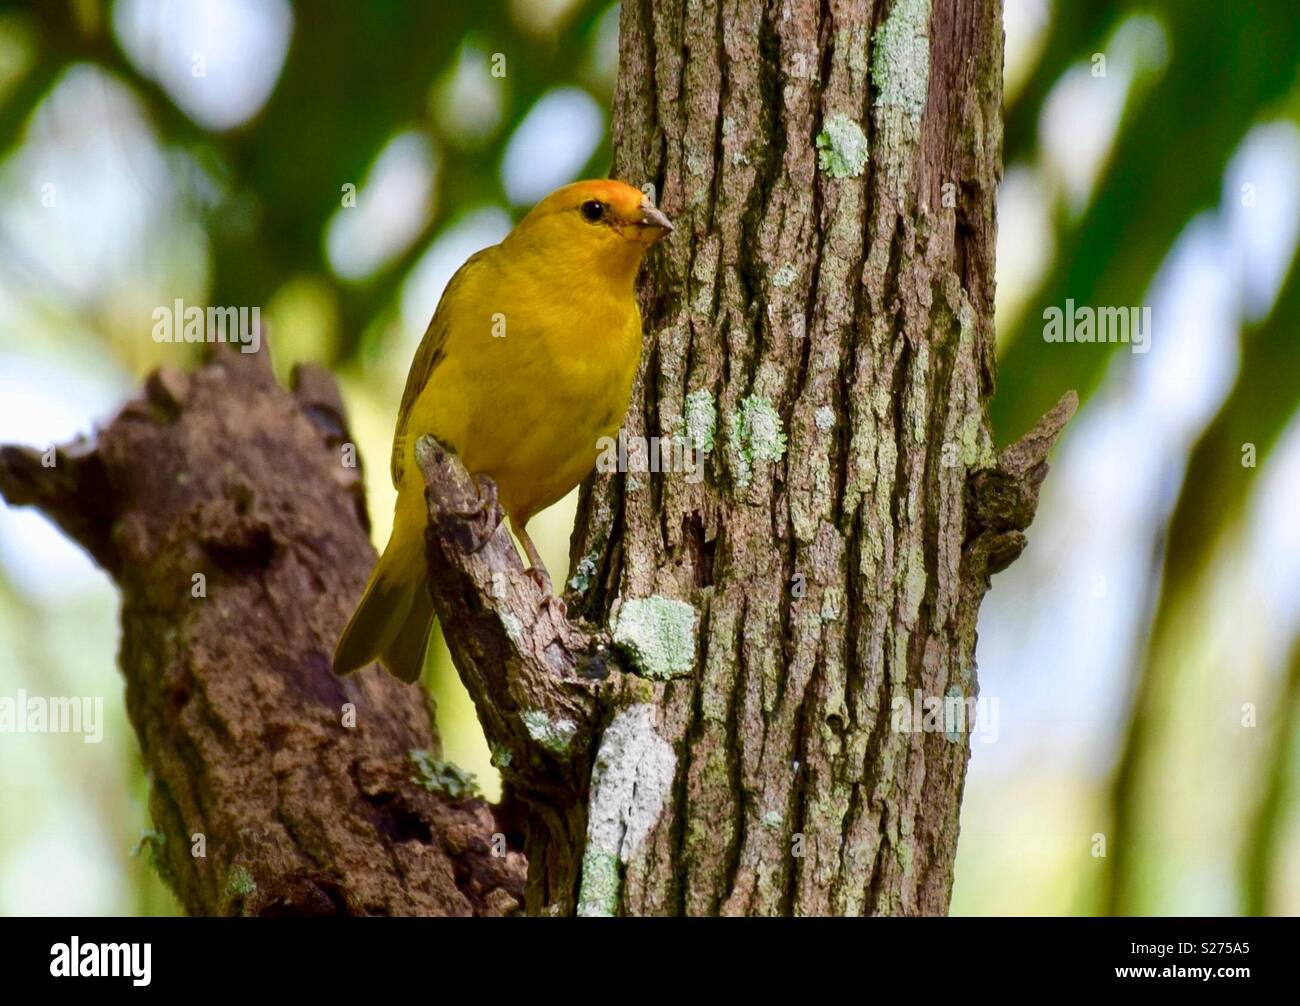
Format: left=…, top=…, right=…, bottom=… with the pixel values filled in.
left=0, top=343, right=523, bottom=916
left=966, top=390, right=1079, bottom=577
left=413, top=436, right=629, bottom=913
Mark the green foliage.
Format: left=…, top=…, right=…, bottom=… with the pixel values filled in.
left=995, top=0, right=1300, bottom=441
left=409, top=749, right=481, bottom=800
left=988, top=0, right=1300, bottom=916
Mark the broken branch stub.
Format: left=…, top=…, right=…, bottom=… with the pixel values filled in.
left=414, top=435, right=618, bottom=798
left=417, top=434, right=654, bottom=913
left=966, top=389, right=1079, bottom=576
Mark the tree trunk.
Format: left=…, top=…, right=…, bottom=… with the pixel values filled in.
left=416, top=0, right=1071, bottom=917
left=557, top=0, right=1068, bottom=915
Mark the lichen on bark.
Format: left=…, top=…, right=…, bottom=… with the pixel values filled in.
left=557, top=0, right=1064, bottom=916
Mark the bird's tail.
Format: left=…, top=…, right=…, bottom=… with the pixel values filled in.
left=333, top=494, right=433, bottom=683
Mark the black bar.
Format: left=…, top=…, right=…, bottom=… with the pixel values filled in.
left=0, top=916, right=1285, bottom=992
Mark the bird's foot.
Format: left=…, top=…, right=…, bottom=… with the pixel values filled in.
left=541, top=592, right=568, bottom=623
left=472, top=474, right=499, bottom=513
left=524, top=566, right=568, bottom=621
left=524, top=565, right=552, bottom=594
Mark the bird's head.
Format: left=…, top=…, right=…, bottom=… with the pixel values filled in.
left=505, top=179, right=673, bottom=285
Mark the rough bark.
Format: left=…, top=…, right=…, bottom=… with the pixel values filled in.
left=412, top=437, right=617, bottom=914
left=0, top=343, right=524, bottom=916
left=552, top=0, right=1068, bottom=914
left=413, top=0, right=1071, bottom=917
left=1, top=0, right=1071, bottom=919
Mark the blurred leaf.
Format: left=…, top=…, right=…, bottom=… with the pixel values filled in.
left=1104, top=251, right=1300, bottom=915
left=993, top=0, right=1300, bottom=441
left=1003, top=0, right=1123, bottom=168
left=1242, top=636, right=1300, bottom=915
left=1162, top=260, right=1300, bottom=588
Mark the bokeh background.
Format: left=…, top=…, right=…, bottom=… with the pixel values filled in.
left=0, top=0, right=1297, bottom=916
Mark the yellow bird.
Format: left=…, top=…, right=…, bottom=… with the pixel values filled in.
left=334, top=179, right=673, bottom=682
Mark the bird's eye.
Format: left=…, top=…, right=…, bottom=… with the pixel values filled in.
left=580, top=200, right=606, bottom=223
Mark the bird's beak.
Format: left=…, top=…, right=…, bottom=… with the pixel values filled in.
left=637, top=202, right=674, bottom=241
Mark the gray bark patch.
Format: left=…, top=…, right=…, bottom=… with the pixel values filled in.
left=577, top=705, right=677, bottom=916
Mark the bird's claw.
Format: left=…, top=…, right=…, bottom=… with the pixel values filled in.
left=541, top=592, right=568, bottom=623
left=472, top=474, right=499, bottom=512
left=524, top=565, right=552, bottom=594
left=524, top=566, right=567, bottom=621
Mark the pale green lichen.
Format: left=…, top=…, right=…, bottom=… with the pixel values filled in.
left=682, top=744, right=733, bottom=869
left=489, top=741, right=513, bottom=769
left=897, top=817, right=916, bottom=879
left=872, top=0, right=931, bottom=121
left=815, top=114, right=869, bottom=178
left=226, top=865, right=256, bottom=898
left=500, top=612, right=525, bottom=647
left=761, top=811, right=783, bottom=829
left=683, top=389, right=717, bottom=454
left=953, top=301, right=997, bottom=470
left=576, top=849, right=621, bottom=917
left=410, top=749, right=480, bottom=799
left=820, top=585, right=845, bottom=623
left=567, top=554, right=598, bottom=594
left=957, top=408, right=996, bottom=470
left=729, top=395, right=788, bottom=488
left=613, top=596, right=698, bottom=680
left=814, top=405, right=836, bottom=432
left=944, top=686, right=965, bottom=744
left=577, top=705, right=677, bottom=917
left=521, top=709, right=578, bottom=757
left=840, top=24, right=871, bottom=76
left=772, top=264, right=798, bottom=289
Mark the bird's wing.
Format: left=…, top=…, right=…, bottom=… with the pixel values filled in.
left=390, top=247, right=491, bottom=488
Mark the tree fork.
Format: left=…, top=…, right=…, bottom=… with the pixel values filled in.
left=418, top=0, right=1074, bottom=915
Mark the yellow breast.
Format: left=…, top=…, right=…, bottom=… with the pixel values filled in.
left=400, top=244, right=642, bottom=523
